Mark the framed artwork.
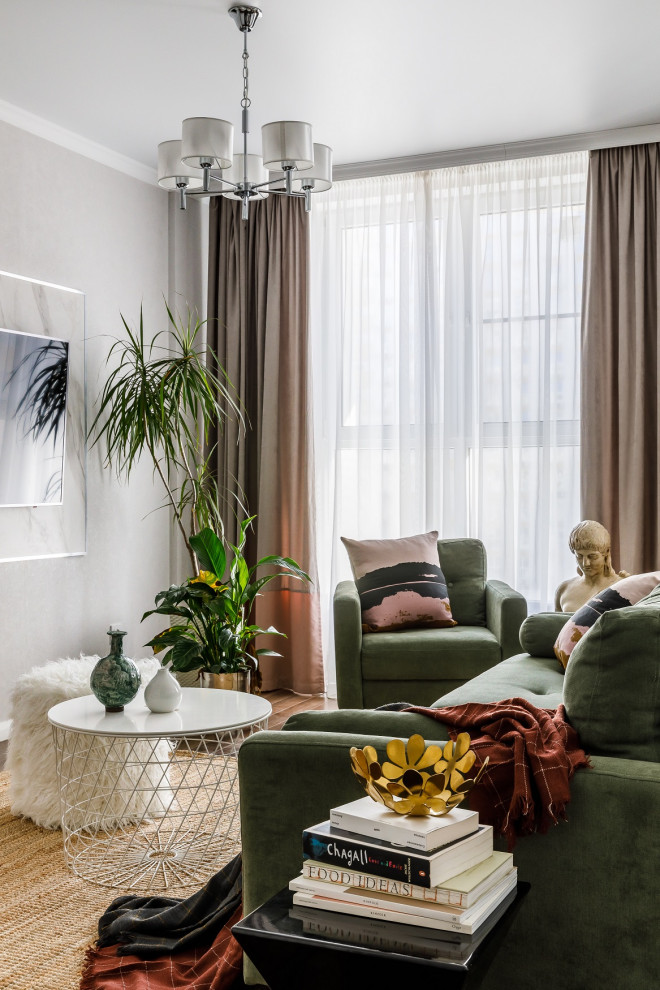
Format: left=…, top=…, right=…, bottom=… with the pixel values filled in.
left=0, top=270, right=86, bottom=561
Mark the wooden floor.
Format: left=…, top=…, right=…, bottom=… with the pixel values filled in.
left=0, top=690, right=336, bottom=771
left=261, top=688, right=338, bottom=731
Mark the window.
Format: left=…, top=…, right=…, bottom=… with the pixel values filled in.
left=310, top=155, right=588, bottom=688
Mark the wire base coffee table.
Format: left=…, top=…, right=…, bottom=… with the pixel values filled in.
left=48, top=687, right=271, bottom=892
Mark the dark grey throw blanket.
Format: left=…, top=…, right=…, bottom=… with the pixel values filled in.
left=95, top=852, right=242, bottom=957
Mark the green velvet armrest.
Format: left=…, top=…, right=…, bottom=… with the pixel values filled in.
left=333, top=580, right=364, bottom=708
left=519, top=610, right=572, bottom=658
left=282, top=707, right=451, bottom=739
left=485, top=579, right=528, bottom=658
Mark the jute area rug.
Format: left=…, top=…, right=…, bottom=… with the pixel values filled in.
left=0, top=766, right=242, bottom=990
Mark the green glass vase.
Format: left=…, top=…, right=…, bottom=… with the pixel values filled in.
left=90, top=628, right=141, bottom=713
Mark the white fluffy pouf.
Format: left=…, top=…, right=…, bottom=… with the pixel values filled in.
left=6, top=655, right=172, bottom=829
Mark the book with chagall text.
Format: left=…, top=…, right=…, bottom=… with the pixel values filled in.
left=302, top=820, right=493, bottom=888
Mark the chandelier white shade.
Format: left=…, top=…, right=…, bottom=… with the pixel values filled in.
left=261, top=121, right=314, bottom=171
left=156, top=5, right=332, bottom=219
left=157, top=141, right=204, bottom=190
left=222, top=154, right=269, bottom=199
left=292, top=143, right=333, bottom=191
left=269, top=146, right=333, bottom=190
left=181, top=117, right=233, bottom=170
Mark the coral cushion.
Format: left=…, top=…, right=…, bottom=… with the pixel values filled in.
left=341, top=530, right=456, bottom=633
left=554, top=571, right=660, bottom=668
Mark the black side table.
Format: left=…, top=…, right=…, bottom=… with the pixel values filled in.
left=232, top=881, right=529, bottom=990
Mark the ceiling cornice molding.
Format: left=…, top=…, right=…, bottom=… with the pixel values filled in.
left=0, top=98, right=158, bottom=186
left=2, top=96, right=659, bottom=189
left=333, top=122, right=660, bottom=181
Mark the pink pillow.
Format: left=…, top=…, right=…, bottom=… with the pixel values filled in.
left=341, top=531, right=457, bottom=633
left=554, top=571, right=660, bottom=669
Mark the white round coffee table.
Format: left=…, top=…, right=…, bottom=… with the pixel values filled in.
left=48, top=687, right=271, bottom=892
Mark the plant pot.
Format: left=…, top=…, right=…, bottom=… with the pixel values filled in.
left=199, top=671, right=251, bottom=693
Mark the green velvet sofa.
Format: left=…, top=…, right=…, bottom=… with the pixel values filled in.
left=335, top=537, right=528, bottom=708
left=238, top=605, right=660, bottom=989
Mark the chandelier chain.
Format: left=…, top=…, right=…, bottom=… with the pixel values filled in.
left=241, top=43, right=250, bottom=110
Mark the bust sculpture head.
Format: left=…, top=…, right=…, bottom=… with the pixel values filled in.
left=568, top=520, right=615, bottom=579
left=555, top=519, right=627, bottom=612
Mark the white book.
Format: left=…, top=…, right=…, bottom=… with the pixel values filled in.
left=330, top=796, right=479, bottom=852
left=302, top=851, right=515, bottom=909
left=291, top=870, right=518, bottom=936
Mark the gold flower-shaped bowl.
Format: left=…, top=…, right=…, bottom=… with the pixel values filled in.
left=349, top=733, right=488, bottom=817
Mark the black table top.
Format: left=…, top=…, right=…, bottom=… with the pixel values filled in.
left=233, top=882, right=530, bottom=989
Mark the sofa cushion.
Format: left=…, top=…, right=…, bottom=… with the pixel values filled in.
left=554, top=571, right=660, bottom=668
left=341, top=531, right=456, bottom=632
left=437, top=538, right=487, bottom=626
left=361, top=625, right=500, bottom=682
left=431, top=653, right=565, bottom=710
left=563, top=604, right=660, bottom=762
left=520, top=612, right=572, bottom=659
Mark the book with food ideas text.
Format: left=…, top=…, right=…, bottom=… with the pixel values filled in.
left=289, top=869, right=517, bottom=928
left=302, top=820, right=493, bottom=888
left=291, top=869, right=518, bottom=935
left=301, top=850, right=515, bottom=909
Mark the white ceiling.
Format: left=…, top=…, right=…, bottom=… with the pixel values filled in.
left=2, top=0, right=660, bottom=170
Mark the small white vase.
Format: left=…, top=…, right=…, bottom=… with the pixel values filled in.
left=144, top=664, right=182, bottom=713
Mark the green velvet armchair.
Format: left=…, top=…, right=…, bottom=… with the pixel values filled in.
left=334, top=537, right=527, bottom=708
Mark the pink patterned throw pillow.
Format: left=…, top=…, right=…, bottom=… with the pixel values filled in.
left=341, top=531, right=457, bottom=633
left=554, top=571, right=660, bottom=669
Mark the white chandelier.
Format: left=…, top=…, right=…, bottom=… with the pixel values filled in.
left=157, top=4, right=332, bottom=220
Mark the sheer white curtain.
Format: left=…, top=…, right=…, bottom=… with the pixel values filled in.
left=310, top=152, right=588, bottom=694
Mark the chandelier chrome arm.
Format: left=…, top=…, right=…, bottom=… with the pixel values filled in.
left=156, top=5, right=332, bottom=220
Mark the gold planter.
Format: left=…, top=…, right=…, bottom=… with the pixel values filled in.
left=199, top=671, right=251, bottom=693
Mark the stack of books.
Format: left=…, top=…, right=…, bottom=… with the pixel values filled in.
left=289, top=795, right=517, bottom=945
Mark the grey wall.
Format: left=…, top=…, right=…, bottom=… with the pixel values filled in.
left=0, top=120, right=172, bottom=728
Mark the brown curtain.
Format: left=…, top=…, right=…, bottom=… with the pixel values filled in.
left=207, top=194, right=324, bottom=694
left=581, top=144, right=660, bottom=573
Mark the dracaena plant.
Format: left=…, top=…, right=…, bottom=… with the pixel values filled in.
left=142, top=519, right=311, bottom=676
left=88, top=303, right=243, bottom=575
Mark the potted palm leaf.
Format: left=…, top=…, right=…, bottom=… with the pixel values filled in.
left=88, top=304, right=243, bottom=574
left=142, top=519, right=311, bottom=691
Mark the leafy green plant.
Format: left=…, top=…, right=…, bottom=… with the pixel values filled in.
left=142, top=519, right=311, bottom=676
left=88, top=304, right=243, bottom=573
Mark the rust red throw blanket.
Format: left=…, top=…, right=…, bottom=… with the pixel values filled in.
left=80, top=853, right=243, bottom=990
left=404, top=699, right=590, bottom=849
left=80, top=906, right=243, bottom=990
